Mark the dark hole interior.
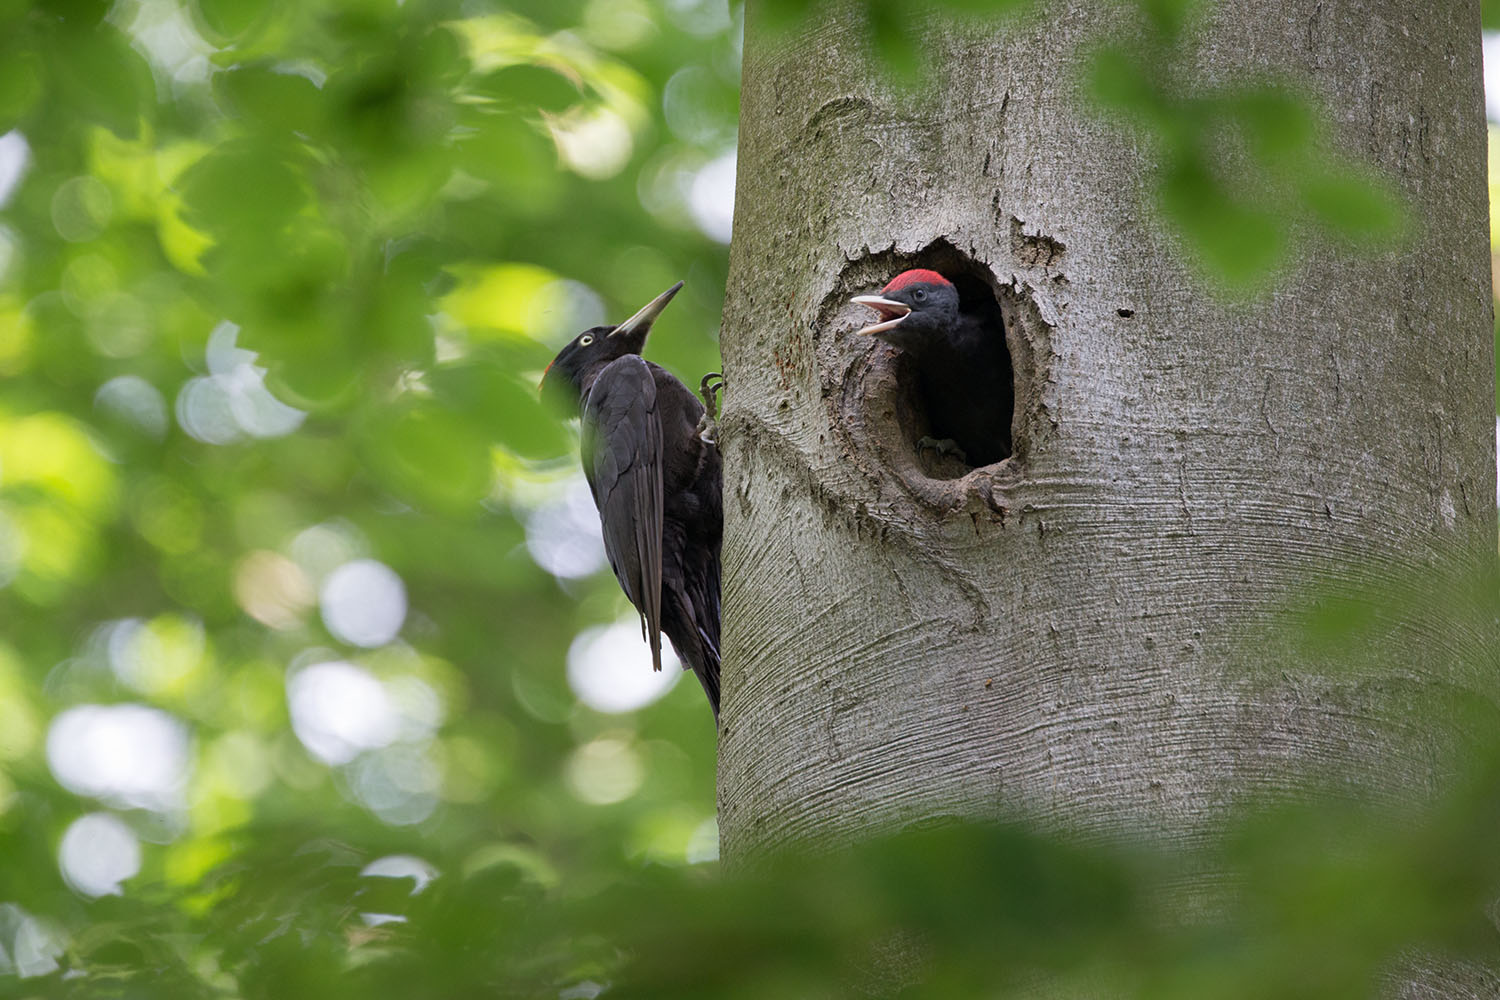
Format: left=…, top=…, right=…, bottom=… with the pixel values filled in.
left=883, top=260, right=1014, bottom=480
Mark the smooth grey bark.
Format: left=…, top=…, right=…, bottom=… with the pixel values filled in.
left=718, top=0, right=1495, bottom=892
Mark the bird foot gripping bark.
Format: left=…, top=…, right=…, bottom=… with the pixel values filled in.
left=697, top=372, right=725, bottom=445
left=917, top=436, right=967, bottom=463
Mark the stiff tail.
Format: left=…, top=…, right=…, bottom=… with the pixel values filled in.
left=686, top=628, right=721, bottom=722
left=658, top=566, right=721, bottom=722
left=662, top=622, right=720, bottom=722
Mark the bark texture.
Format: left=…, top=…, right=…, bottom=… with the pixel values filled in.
left=717, top=0, right=1496, bottom=872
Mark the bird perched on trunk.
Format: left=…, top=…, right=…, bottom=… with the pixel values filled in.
left=539, top=282, right=723, bottom=719
left=852, top=269, right=1011, bottom=466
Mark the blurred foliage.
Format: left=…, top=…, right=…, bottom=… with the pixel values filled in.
left=2, top=719, right=1499, bottom=997
left=1489, top=124, right=1500, bottom=413
left=758, top=0, right=1034, bottom=81
left=765, top=0, right=1408, bottom=288
left=595, top=753, right=1500, bottom=1000
left=0, top=0, right=1494, bottom=997
left=1083, top=0, right=1404, bottom=290
left=0, top=0, right=735, bottom=993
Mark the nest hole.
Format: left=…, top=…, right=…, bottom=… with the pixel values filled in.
left=870, top=248, right=1014, bottom=481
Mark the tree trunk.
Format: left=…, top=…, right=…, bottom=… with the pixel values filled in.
left=717, top=0, right=1494, bottom=878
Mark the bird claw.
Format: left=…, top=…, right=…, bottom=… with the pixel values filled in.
left=696, top=416, right=717, bottom=445
left=699, top=372, right=724, bottom=412
left=697, top=372, right=725, bottom=445
left=917, top=436, right=967, bottom=463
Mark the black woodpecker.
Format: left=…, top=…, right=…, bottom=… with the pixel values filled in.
left=539, top=282, right=723, bottom=719
left=852, top=269, right=1011, bottom=466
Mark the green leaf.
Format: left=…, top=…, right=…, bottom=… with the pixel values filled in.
left=1299, top=166, right=1403, bottom=242
left=429, top=360, right=570, bottom=460
left=176, top=141, right=307, bottom=238
left=474, top=65, right=582, bottom=113
left=213, top=64, right=326, bottom=135
left=1493, top=308, right=1499, bottom=414
left=1085, top=47, right=1160, bottom=120
left=363, top=402, right=494, bottom=512
left=1159, top=152, right=1284, bottom=286
left=867, top=0, right=924, bottom=84
left=0, top=0, right=35, bottom=23
left=38, top=0, right=110, bottom=26
left=261, top=341, right=360, bottom=410
left=48, top=24, right=153, bottom=138
left=1136, top=0, right=1202, bottom=38
left=363, top=148, right=453, bottom=219
left=0, top=41, right=42, bottom=131
left=756, top=0, right=817, bottom=33
left=930, top=0, right=1034, bottom=14
left=1232, top=85, right=1317, bottom=164
left=454, top=114, right=563, bottom=215
left=193, top=0, right=272, bottom=40
left=409, top=24, right=469, bottom=89
left=362, top=248, right=440, bottom=364
left=1298, top=593, right=1380, bottom=647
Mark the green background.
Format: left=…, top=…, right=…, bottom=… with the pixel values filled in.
left=0, top=0, right=1496, bottom=996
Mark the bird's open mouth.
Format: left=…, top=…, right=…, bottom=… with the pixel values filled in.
left=851, top=295, right=911, bottom=336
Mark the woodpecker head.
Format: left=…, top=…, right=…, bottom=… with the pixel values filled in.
left=851, top=269, right=959, bottom=354
left=540, top=281, right=684, bottom=403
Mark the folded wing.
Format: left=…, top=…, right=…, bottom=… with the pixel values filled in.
left=580, top=355, right=665, bottom=671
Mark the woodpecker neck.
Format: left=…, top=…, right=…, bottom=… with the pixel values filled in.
left=575, top=351, right=638, bottom=398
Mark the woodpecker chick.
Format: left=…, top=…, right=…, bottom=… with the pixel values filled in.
left=540, top=282, right=723, bottom=719
left=852, top=269, right=1011, bottom=467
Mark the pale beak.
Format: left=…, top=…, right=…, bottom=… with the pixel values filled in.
left=611, top=281, right=685, bottom=338
left=851, top=294, right=911, bottom=336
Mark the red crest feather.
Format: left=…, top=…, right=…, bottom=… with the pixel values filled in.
left=882, top=269, right=952, bottom=293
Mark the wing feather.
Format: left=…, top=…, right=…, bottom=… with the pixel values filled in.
left=581, top=356, right=665, bottom=670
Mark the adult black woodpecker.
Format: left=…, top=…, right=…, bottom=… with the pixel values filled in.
left=539, top=281, right=723, bottom=719
left=852, top=269, right=1012, bottom=466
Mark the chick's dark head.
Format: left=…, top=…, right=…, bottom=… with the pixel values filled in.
left=851, top=270, right=959, bottom=354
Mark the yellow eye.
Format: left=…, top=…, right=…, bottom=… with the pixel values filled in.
left=579, top=334, right=594, bottom=346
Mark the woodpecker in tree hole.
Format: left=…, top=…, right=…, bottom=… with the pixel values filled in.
left=540, top=282, right=723, bottom=719
left=853, top=269, right=1012, bottom=466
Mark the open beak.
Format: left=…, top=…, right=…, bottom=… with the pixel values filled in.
left=851, top=295, right=911, bottom=337
left=611, top=281, right=685, bottom=340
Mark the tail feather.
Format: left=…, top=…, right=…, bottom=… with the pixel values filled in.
left=656, top=556, right=721, bottom=721
left=663, top=594, right=720, bottom=721
left=688, top=643, right=720, bottom=721
left=664, top=621, right=719, bottom=721
left=688, top=630, right=720, bottom=721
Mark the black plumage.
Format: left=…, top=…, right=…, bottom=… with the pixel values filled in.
left=853, top=269, right=1012, bottom=466
left=540, top=282, right=722, bottom=719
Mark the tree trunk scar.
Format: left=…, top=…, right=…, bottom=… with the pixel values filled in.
left=1307, top=2, right=1324, bottom=59
left=1178, top=456, right=1195, bottom=535
left=803, top=95, right=875, bottom=140
left=1427, top=412, right=1446, bottom=511
left=1010, top=216, right=1066, bottom=269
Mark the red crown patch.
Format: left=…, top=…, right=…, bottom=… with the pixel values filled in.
left=882, top=269, right=952, bottom=293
